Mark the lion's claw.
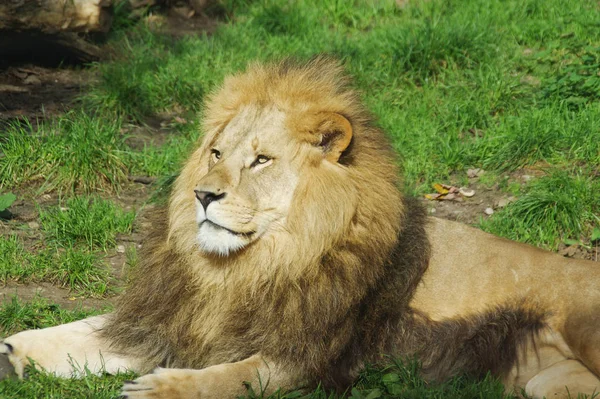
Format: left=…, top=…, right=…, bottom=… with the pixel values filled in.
left=120, top=369, right=206, bottom=399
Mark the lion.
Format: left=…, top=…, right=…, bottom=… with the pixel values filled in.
left=1, top=57, right=599, bottom=399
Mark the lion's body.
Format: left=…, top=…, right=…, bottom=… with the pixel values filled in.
left=1, top=58, right=599, bottom=399
left=415, top=217, right=600, bottom=396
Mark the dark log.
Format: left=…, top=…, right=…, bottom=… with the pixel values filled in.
left=0, top=0, right=112, bottom=33
left=0, top=31, right=103, bottom=63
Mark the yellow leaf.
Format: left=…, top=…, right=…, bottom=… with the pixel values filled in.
left=432, top=183, right=449, bottom=194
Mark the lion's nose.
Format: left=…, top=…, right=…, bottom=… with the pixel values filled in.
left=194, top=190, right=226, bottom=212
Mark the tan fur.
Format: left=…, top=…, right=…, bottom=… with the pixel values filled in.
left=2, top=58, right=599, bottom=399
left=412, top=217, right=600, bottom=397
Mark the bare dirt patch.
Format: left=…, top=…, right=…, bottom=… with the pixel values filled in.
left=422, top=181, right=501, bottom=225
left=0, top=65, right=93, bottom=122
left=0, top=283, right=112, bottom=311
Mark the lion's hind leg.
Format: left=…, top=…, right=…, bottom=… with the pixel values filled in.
left=524, top=359, right=600, bottom=399
left=1, top=315, right=141, bottom=378
left=503, top=319, right=600, bottom=398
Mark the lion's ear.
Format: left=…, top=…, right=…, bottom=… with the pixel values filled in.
left=315, top=112, right=353, bottom=163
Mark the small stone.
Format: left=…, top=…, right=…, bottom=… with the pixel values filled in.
left=496, top=198, right=510, bottom=208
left=559, top=245, right=578, bottom=258
left=467, top=168, right=484, bottom=178
left=23, top=75, right=41, bottom=85
left=444, top=193, right=457, bottom=200
left=522, top=174, right=533, bottom=182
left=27, top=221, right=39, bottom=230
left=459, top=187, right=475, bottom=197
left=484, top=207, right=494, bottom=216
left=429, top=208, right=436, bottom=214
left=117, top=245, right=126, bottom=253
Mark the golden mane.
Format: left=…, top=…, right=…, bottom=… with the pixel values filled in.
left=167, top=57, right=405, bottom=277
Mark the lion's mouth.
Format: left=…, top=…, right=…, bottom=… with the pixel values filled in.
left=200, top=220, right=255, bottom=238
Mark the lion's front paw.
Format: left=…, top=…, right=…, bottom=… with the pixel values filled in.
left=121, top=368, right=207, bottom=399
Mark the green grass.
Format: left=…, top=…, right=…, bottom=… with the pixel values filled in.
left=39, top=197, right=135, bottom=250
left=82, top=0, right=600, bottom=197
left=1, top=0, right=600, bottom=397
left=481, top=169, right=600, bottom=249
left=0, top=368, right=134, bottom=399
left=0, top=195, right=135, bottom=296
left=0, top=236, right=112, bottom=297
left=0, top=196, right=135, bottom=296
left=0, top=296, right=102, bottom=336
left=127, top=118, right=201, bottom=177
left=0, top=111, right=128, bottom=194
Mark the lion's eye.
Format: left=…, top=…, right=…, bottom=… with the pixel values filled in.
left=210, top=149, right=221, bottom=162
left=251, top=155, right=272, bottom=168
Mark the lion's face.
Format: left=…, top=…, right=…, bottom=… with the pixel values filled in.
left=194, top=106, right=301, bottom=255
left=168, top=60, right=400, bottom=262
left=188, top=100, right=355, bottom=256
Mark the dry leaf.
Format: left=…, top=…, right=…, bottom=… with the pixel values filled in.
left=432, top=183, right=449, bottom=195
left=424, top=193, right=443, bottom=200
left=427, top=183, right=475, bottom=201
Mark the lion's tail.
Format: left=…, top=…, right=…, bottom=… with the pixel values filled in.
left=399, top=303, right=546, bottom=382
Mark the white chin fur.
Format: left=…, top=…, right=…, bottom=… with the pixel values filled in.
left=197, top=222, right=248, bottom=256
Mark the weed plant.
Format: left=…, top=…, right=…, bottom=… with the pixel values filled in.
left=0, top=111, right=128, bottom=193
left=0, top=236, right=111, bottom=297
left=0, top=296, right=102, bottom=336
left=482, top=169, right=600, bottom=249
left=39, top=197, right=135, bottom=250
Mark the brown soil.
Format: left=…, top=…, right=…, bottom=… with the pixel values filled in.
left=0, top=65, right=92, bottom=123
left=422, top=182, right=499, bottom=225
left=0, top=6, right=220, bottom=125
left=0, top=283, right=112, bottom=311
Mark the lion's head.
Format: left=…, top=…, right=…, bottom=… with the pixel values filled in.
left=168, top=57, right=404, bottom=270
